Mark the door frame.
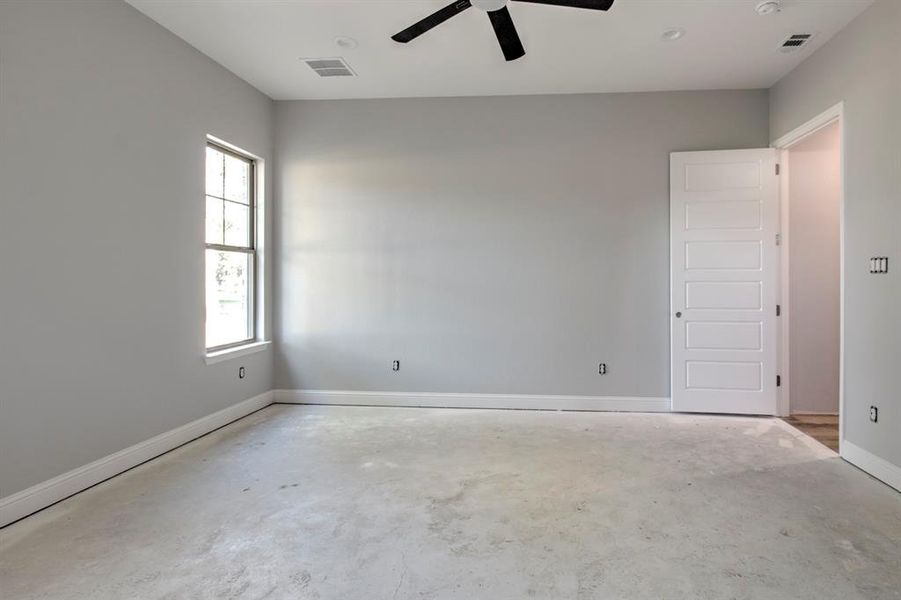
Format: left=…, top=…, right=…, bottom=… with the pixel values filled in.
left=770, top=101, right=845, bottom=454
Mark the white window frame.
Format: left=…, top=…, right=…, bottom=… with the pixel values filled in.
left=204, top=138, right=268, bottom=362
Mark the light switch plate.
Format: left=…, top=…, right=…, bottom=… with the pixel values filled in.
left=869, top=257, right=889, bottom=274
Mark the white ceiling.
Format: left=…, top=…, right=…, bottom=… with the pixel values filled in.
left=127, top=0, right=872, bottom=100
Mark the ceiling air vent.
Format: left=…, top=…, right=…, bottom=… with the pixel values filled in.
left=303, top=57, right=356, bottom=77
left=779, top=33, right=815, bottom=53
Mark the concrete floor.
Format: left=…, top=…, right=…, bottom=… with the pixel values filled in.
left=1, top=405, right=900, bottom=600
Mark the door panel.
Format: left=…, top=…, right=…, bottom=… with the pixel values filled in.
left=685, top=241, right=762, bottom=270
left=685, top=321, right=762, bottom=350
left=685, top=281, right=762, bottom=310
left=686, top=361, right=762, bottom=391
left=671, top=149, right=779, bottom=415
left=684, top=161, right=761, bottom=191
left=685, top=200, right=761, bottom=230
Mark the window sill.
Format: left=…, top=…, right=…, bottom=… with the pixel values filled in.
left=205, top=341, right=271, bottom=365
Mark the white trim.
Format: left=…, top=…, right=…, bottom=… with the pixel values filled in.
left=842, top=441, right=901, bottom=493
left=205, top=135, right=263, bottom=162
left=771, top=102, right=845, bottom=453
left=771, top=102, right=844, bottom=149
left=205, top=340, right=271, bottom=365
left=273, top=389, right=670, bottom=413
left=0, top=391, right=274, bottom=528
left=777, top=147, right=792, bottom=417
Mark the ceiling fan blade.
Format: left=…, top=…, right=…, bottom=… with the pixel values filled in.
left=487, top=7, right=525, bottom=61
left=511, top=0, right=614, bottom=10
left=392, top=0, right=473, bottom=43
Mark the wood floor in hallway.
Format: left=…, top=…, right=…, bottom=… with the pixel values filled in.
left=782, top=414, right=840, bottom=452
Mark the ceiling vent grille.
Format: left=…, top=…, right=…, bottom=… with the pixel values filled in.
left=303, top=57, right=356, bottom=77
left=779, top=33, right=815, bottom=53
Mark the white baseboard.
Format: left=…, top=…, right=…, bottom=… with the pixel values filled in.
left=273, top=389, right=671, bottom=413
left=0, top=391, right=274, bottom=528
left=842, top=441, right=901, bottom=493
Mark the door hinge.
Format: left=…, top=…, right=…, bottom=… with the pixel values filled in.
left=775, top=163, right=781, bottom=175
left=777, top=375, right=782, bottom=387
left=776, top=304, right=781, bottom=316
left=776, top=233, right=781, bottom=246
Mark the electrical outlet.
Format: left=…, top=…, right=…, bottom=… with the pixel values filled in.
left=238, top=366, right=246, bottom=379
left=598, top=363, right=607, bottom=375
left=869, top=406, right=878, bottom=423
left=392, top=360, right=400, bottom=372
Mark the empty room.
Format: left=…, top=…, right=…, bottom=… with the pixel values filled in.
left=0, top=0, right=899, bottom=598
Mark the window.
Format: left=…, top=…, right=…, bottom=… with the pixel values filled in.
left=205, top=143, right=256, bottom=351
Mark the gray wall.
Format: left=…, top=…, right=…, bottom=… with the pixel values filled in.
left=274, top=91, right=769, bottom=398
left=788, top=122, right=841, bottom=415
left=770, top=0, right=900, bottom=467
left=0, top=1, right=274, bottom=497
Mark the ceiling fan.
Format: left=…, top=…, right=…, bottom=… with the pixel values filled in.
left=391, top=0, right=615, bottom=62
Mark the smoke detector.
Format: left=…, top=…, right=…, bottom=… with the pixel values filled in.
left=756, top=1, right=782, bottom=15
left=661, top=28, right=685, bottom=42
left=334, top=36, right=358, bottom=50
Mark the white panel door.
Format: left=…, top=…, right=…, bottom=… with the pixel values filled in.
left=671, top=149, right=779, bottom=414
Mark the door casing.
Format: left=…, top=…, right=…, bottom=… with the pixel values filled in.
left=771, top=101, right=846, bottom=454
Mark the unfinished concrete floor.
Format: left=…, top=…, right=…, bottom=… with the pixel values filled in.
left=1, top=405, right=900, bottom=600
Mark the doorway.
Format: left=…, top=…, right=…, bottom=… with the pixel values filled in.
left=774, top=105, right=844, bottom=453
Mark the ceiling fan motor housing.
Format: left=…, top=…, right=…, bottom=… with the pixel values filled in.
left=472, top=0, right=509, bottom=11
